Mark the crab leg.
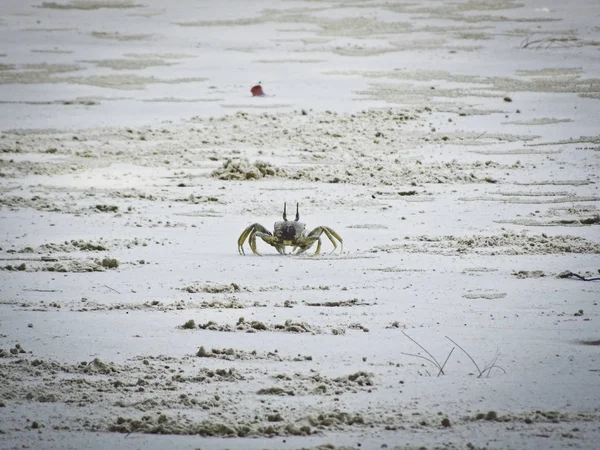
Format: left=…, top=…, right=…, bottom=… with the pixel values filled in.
left=238, top=223, right=272, bottom=255
left=296, top=226, right=343, bottom=255
left=238, top=224, right=254, bottom=254
left=322, top=227, right=343, bottom=254
left=238, top=228, right=249, bottom=255
left=249, top=229, right=262, bottom=256
left=314, top=237, right=323, bottom=255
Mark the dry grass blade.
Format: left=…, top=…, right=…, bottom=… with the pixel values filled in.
left=402, top=331, right=446, bottom=375
left=445, top=336, right=483, bottom=377
left=519, top=36, right=577, bottom=50
left=437, top=347, right=455, bottom=377
left=482, top=349, right=506, bottom=377
left=400, top=352, right=441, bottom=371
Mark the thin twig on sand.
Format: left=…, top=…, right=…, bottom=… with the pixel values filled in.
left=401, top=331, right=454, bottom=376
left=473, top=131, right=487, bottom=141
left=519, top=36, right=577, bottom=50
left=438, top=347, right=455, bottom=377
left=446, top=336, right=505, bottom=378
left=445, top=336, right=482, bottom=376
left=23, top=288, right=62, bottom=293
left=401, top=333, right=505, bottom=378
left=104, top=284, right=121, bottom=294
left=482, top=349, right=506, bottom=377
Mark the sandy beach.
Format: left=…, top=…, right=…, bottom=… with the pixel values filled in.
left=1, top=1, right=599, bottom=449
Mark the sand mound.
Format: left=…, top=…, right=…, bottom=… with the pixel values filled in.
left=373, top=232, right=600, bottom=255
left=211, top=158, right=285, bottom=180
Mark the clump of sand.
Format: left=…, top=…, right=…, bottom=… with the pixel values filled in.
left=183, top=282, right=246, bottom=293
left=180, top=318, right=319, bottom=334
left=211, top=158, right=285, bottom=180
left=373, top=232, right=600, bottom=255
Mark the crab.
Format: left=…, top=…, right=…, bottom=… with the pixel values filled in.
left=238, top=203, right=343, bottom=256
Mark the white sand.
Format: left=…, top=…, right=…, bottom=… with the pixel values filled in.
left=1, top=1, right=599, bottom=449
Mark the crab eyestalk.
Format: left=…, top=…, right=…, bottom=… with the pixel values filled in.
left=295, top=203, right=300, bottom=221
left=283, top=202, right=287, bottom=221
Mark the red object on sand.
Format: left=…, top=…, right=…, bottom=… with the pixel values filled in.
left=251, top=84, right=265, bottom=97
